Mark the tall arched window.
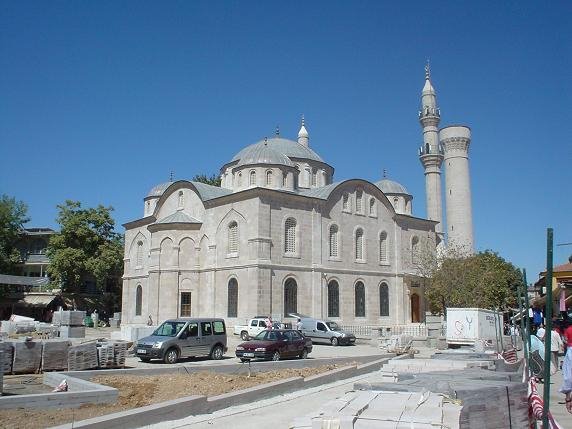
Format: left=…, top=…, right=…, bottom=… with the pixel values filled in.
left=178, top=191, right=184, bottom=207
left=305, top=168, right=311, bottom=186
left=379, top=232, right=388, bottom=263
left=356, top=190, right=363, bottom=213
left=135, top=285, right=142, bottom=316
left=342, top=193, right=349, bottom=211
left=411, top=236, right=419, bottom=264
left=355, top=281, right=365, bottom=317
left=249, top=170, right=256, bottom=186
left=327, top=280, right=339, bottom=318
left=379, top=283, right=389, bottom=316
left=393, top=197, right=399, bottom=211
left=266, top=170, right=273, bottom=186
left=227, top=278, right=238, bottom=317
left=282, top=172, right=287, bottom=187
left=329, top=225, right=339, bottom=258
left=228, top=221, right=238, bottom=254
left=312, top=171, right=317, bottom=186
left=284, top=278, right=297, bottom=315
left=285, top=218, right=297, bottom=253
left=136, top=241, right=143, bottom=266
left=237, top=172, right=242, bottom=187
left=369, top=198, right=375, bottom=215
left=355, top=228, right=364, bottom=260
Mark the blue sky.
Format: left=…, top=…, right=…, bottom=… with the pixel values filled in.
left=1, top=1, right=571, bottom=281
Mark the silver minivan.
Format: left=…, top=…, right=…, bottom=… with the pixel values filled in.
left=299, top=318, right=356, bottom=346
left=135, top=318, right=228, bottom=363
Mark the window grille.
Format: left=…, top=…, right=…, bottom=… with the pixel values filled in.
left=312, top=171, right=317, bottom=186
left=249, top=170, right=256, bottom=186
left=355, top=281, right=365, bottom=317
left=136, top=241, right=143, bottom=266
left=178, top=191, right=184, bottom=207
left=266, top=170, right=273, bottom=186
left=285, top=218, right=297, bottom=253
left=369, top=198, right=375, bottom=215
left=342, top=193, right=349, bottom=211
left=180, top=292, right=192, bottom=317
left=329, top=225, right=339, bottom=258
left=227, top=279, right=238, bottom=317
left=328, top=280, right=339, bottom=317
left=379, top=232, right=388, bottom=263
left=355, top=228, right=364, bottom=260
left=228, top=221, right=238, bottom=253
left=284, top=278, right=297, bottom=315
left=379, top=283, right=389, bottom=316
left=356, top=190, right=363, bottom=213
left=282, top=173, right=287, bottom=187
left=135, top=285, right=142, bottom=316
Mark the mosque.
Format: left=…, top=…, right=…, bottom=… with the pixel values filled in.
left=121, top=67, right=474, bottom=328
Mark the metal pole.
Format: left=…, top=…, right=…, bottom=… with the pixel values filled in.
left=523, top=269, right=532, bottom=359
left=518, top=280, right=528, bottom=361
left=542, top=228, right=554, bottom=428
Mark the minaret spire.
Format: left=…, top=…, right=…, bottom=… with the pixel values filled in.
left=418, top=64, right=444, bottom=238
left=297, top=114, right=309, bottom=147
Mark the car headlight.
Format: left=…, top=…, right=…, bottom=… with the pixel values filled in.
left=340, top=333, right=346, bottom=337
left=255, top=347, right=266, bottom=352
left=152, top=342, right=162, bottom=348
left=236, top=346, right=244, bottom=351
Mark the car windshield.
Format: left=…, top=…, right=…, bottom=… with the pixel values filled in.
left=326, top=321, right=341, bottom=331
left=153, top=321, right=187, bottom=337
left=253, top=330, right=283, bottom=341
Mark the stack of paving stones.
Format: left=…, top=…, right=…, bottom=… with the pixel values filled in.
left=41, top=339, right=71, bottom=371
left=112, top=341, right=127, bottom=367
left=68, top=342, right=98, bottom=371
left=0, top=350, right=4, bottom=394
left=11, top=340, right=42, bottom=374
left=97, top=343, right=115, bottom=368
left=0, top=342, right=13, bottom=375
left=351, top=353, right=528, bottom=429
left=109, top=312, right=121, bottom=328
left=54, top=311, right=86, bottom=339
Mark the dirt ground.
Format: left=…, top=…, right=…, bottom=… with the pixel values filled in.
left=0, top=364, right=343, bottom=429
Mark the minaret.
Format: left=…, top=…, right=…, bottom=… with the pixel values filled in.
left=440, top=125, right=474, bottom=252
left=298, top=115, right=309, bottom=147
left=418, top=63, right=444, bottom=238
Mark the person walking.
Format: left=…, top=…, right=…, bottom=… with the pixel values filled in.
left=560, top=347, right=572, bottom=414
left=296, top=318, right=303, bottom=332
left=550, top=325, right=564, bottom=370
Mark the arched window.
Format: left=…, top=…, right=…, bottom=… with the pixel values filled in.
left=327, top=280, right=339, bottom=318
left=285, top=218, right=297, bottom=253
left=237, top=172, right=242, bottom=187
left=369, top=198, right=375, bottom=215
left=393, top=197, right=399, bottom=211
left=136, top=241, right=143, bottom=266
left=379, top=283, right=389, bottom=316
left=355, top=281, right=365, bottom=317
left=178, top=191, right=184, bottom=207
left=379, top=232, right=388, bottom=263
left=355, top=228, right=364, bottom=260
left=228, top=221, right=238, bottom=254
left=282, top=172, right=287, bottom=187
left=411, top=236, right=419, bottom=264
left=356, top=190, right=363, bottom=213
left=284, top=278, right=297, bottom=315
left=312, top=171, right=317, bottom=186
left=135, top=285, right=142, bottom=316
left=227, top=278, right=238, bottom=317
left=342, top=193, right=349, bottom=211
left=266, top=170, right=273, bottom=186
left=329, top=225, right=339, bottom=258
left=249, top=170, right=256, bottom=186
left=305, top=168, right=311, bottom=185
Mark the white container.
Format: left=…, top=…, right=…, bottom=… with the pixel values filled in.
left=446, top=308, right=502, bottom=346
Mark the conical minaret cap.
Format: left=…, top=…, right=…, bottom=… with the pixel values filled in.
left=297, top=115, right=309, bottom=146
left=422, top=61, right=436, bottom=94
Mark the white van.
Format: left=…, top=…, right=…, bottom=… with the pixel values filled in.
left=298, top=318, right=356, bottom=346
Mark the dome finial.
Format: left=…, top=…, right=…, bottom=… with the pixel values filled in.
left=301, top=114, right=305, bottom=127
left=297, top=114, right=309, bottom=147
left=275, top=125, right=280, bottom=136
left=383, top=169, right=387, bottom=178
left=425, top=59, right=431, bottom=80
left=169, top=171, right=174, bottom=182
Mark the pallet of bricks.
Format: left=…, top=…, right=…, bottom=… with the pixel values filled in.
left=96, top=340, right=127, bottom=369
left=68, top=341, right=99, bottom=371
left=53, top=310, right=86, bottom=339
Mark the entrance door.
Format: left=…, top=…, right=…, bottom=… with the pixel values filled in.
left=411, top=294, right=420, bottom=323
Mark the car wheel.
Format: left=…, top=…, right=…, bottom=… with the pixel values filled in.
left=271, top=351, right=281, bottom=361
left=210, top=345, right=224, bottom=360
left=299, top=348, right=308, bottom=359
left=240, top=358, right=249, bottom=363
left=163, top=348, right=179, bottom=364
left=241, top=331, right=249, bottom=341
left=139, top=357, right=151, bottom=363
left=331, top=337, right=339, bottom=347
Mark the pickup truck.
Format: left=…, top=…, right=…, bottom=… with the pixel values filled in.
left=233, top=317, right=286, bottom=340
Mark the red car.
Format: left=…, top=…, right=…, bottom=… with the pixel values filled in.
left=235, top=329, right=312, bottom=361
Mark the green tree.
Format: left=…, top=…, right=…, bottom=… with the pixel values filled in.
left=47, top=201, right=124, bottom=293
left=422, top=250, right=523, bottom=316
left=0, top=194, right=30, bottom=274
left=192, top=173, right=221, bottom=187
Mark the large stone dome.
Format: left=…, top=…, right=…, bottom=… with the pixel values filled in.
left=231, top=137, right=325, bottom=164
left=236, top=141, right=295, bottom=168
left=375, top=179, right=411, bottom=196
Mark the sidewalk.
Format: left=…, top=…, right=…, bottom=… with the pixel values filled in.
left=546, top=366, right=572, bottom=427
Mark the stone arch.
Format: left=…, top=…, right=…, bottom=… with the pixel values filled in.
left=159, top=237, right=176, bottom=269
left=179, top=237, right=196, bottom=270
left=283, top=277, right=298, bottom=316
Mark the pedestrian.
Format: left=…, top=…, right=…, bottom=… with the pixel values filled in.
left=564, top=320, right=572, bottom=355
left=265, top=316, right=273, bottom=330
left=147, top=315, right=153, bottom=326
left=296, top=318, right=303, bottom=332
left=551, top=325, right=564, bottom=370
left=560, top=347, right=572, bottom=414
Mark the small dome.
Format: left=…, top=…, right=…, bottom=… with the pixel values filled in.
left=146, top=182, right=172, bottom=198
left=236, top=143, right=295, bottom=168
left=375, top=179, right=411, bottom=195
left=231, top=137, right=325, bottom=163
